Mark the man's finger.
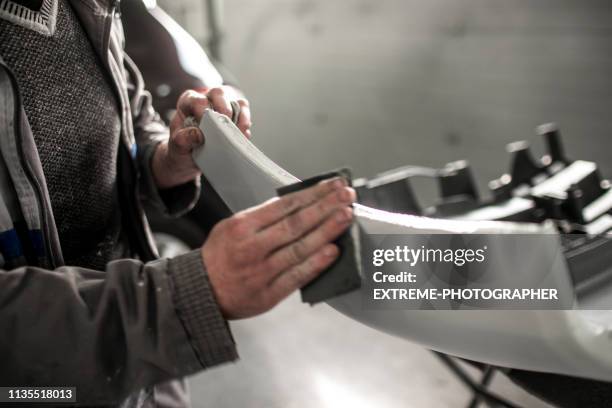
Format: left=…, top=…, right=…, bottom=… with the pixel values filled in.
left=176, top=90, right=210, bottom=122
left=236, top=99, right=252, bottom=137
left=267, top=244, right=339, bottom=302
left=171, top=126, right=204, bottom=155
left=206, top=87, right=233, bottom=118
left=256, top=186, right=355, bottom=253
left=242, top=177, right=348, bottom=231
left=263, top=207, right=352, bottom=274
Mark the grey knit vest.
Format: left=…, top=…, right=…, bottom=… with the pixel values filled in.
left=0, top=0, right=129, bottom=269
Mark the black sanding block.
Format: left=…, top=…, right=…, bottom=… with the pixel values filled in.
left=277, top=169, right=362, bottom=305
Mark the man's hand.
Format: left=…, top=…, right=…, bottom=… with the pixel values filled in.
left=203, top=177, right=356, bottom=319
left=152, top=86, right=252, bottom=189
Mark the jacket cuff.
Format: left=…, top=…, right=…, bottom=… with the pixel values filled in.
left=167, top=250, right=238, bottom=368
left=139, top=141, right=201, bottom=217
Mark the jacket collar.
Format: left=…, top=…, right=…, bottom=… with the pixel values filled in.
left=67, top=0, right=119, bottom=69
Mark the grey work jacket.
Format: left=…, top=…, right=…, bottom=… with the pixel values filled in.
left=0, top=0, right=237, bottom=406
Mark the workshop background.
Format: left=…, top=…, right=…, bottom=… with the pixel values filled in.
left=153, top=1, right=612, bottom=407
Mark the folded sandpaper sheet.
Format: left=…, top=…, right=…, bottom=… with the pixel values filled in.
left=277, top=169, right=363, bottom=305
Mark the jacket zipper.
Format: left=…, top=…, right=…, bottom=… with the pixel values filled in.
left=105, top=0, right=157, bottom=261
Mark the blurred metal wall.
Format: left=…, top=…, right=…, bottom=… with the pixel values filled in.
left=159, top=0, right=612, bottom=202
left=156, top=0, right=209, bottom=44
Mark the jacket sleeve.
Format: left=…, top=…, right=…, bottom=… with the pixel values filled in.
left=0, top=250, right=237, bottom=405
left=123, top=53, right=201, bottom=218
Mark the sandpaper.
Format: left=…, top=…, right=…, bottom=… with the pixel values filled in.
left=277, top=169, right=363, bottom=305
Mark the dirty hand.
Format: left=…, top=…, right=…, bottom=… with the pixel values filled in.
left=152, top=86, right=252, bottom=189
left=203, top=177, right=356, bottom=319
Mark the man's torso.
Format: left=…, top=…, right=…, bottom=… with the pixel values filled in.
left=0, top=0, right=128, bottom=268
